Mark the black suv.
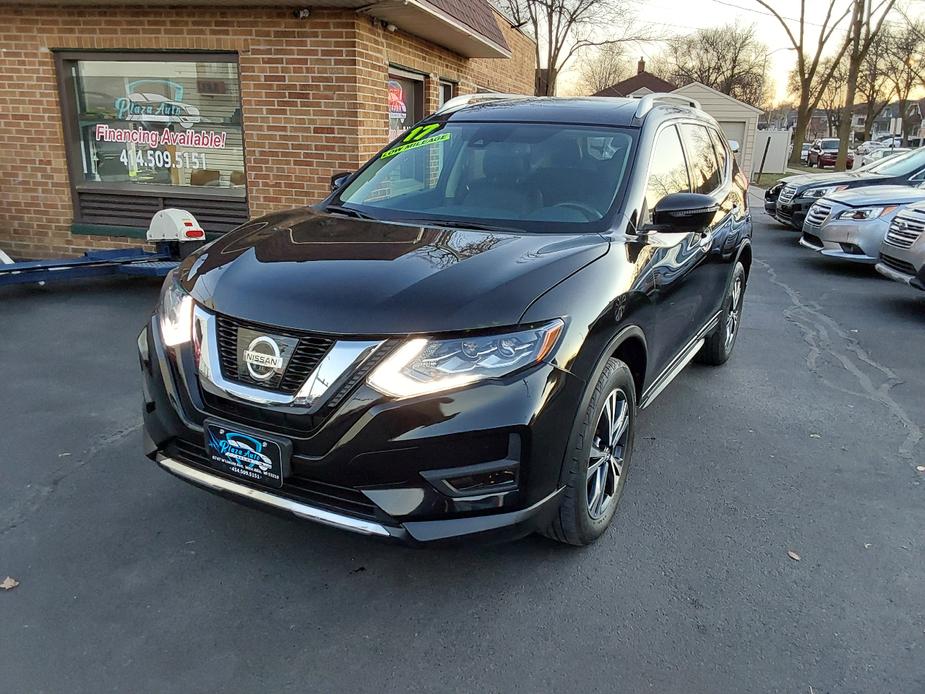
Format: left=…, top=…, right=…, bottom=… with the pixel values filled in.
left=766, top=147, right=925, bottom=230
left=139, top=94, right=752, bottom=546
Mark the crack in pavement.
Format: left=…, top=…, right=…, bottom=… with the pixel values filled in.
left=756, top=257, right=922, bottom=461
left=0, top=420, right=142, bottom=535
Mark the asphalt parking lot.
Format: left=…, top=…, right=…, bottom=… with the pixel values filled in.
left=2, top=201, right=923, bottom=693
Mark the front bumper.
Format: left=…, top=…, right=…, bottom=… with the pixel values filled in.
left=139, top=315, right=583, bottom=545
left=876, top=246, right=925, bottom=291
left=800, top=217, right=887, bottom=264
left=775, top=198, right=811, bottom=229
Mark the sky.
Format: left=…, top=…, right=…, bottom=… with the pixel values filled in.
left=559, top=0, right=925, bottom=103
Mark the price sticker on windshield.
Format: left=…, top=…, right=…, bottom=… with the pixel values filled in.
left=381, top=124, right=450, bottom=159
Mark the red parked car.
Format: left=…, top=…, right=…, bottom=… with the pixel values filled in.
left=807, top=138, right=854, bottom=168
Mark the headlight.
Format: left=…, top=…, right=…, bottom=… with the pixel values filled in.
left=158, top=269, right=193, bottom=347
left=835, top=205, right=896, bottom=221
left=805, top=185, right=848, bottom=198
left=367, top=320, right=564, bottom=399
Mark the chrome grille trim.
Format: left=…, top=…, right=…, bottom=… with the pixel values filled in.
left=778, top=185, right=797, bottom=204
left=884, top=212, right=924, bottom=249
left=805, top=202, right=831, bottom=226
left=194, top=306, right=385, bottom=408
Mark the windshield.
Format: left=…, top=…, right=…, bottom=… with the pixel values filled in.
left=820, top=139, right=839, bottom=151
left=333, top=121, right=636, bottom=233
left=862, top=147, right=925, bottom=175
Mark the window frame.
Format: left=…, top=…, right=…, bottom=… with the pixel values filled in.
left=54, top=50, right=247, bottom=229
left=438, top=79, right=457, bottom=108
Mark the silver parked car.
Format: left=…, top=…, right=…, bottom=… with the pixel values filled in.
left=799, top=185, right=925, bottom=263
left=875, top=204, right=925, bottom=291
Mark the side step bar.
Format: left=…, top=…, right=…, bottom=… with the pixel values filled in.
left=638, top=310, right=721, bottom=409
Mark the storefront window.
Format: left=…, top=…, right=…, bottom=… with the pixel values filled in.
left=388, top=73, right=423, bottom=141
left=62, top=56, right=245, bottom=193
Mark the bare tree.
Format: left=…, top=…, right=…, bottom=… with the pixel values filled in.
left=883, top=17, right=925, bottom=145
left=492, top=0, right=651, bottom=96
left=834, top=0, right=898, bottom=169
left=654, top=23, right=771, bottom=107
left=855, top=30, right=893, bottom=142
left=815, top=56, right=849, bottom=136
left=754, top=0, right=854, bottom=166
left=577, top=43, right=631, bottom=94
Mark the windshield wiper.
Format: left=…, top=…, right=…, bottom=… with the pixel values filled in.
left=324, top=204, right=376, bottom=220
left=403, top=218, right=524, bottom=233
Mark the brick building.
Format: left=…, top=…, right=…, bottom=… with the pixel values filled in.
left=0, top=2, right=535, bottom=258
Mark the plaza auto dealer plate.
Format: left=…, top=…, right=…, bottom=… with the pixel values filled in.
left=205, top=421, right=290, bottom=489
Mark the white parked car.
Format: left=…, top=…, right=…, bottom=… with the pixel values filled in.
left=859, top=146, right=910, bottom=168
left=855, top=141, right=884, bottom=156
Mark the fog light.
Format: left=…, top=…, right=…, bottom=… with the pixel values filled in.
left=839, top=243, right=863, bottom=255
left=420, top=435, right=521, bottom=498
left=445, top=468, right=517, bottom=494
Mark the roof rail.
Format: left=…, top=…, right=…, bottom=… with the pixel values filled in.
left=435, top=92, right=528, bottom=115
left=633, top=93, right=701, bottom=119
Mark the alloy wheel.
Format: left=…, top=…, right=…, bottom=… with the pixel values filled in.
left=587, top=388, right=629, bottom=520
left=725, top=275, right=743, bottom=350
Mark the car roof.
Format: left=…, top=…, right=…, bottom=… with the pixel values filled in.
left=438, top=96, right=705, bottom=128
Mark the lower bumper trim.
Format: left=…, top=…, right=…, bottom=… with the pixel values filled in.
left=157, top=455, right=392, bottom=536
left=819, top=249, right=877, bottom=263
left=798, top=236, right=823, bottom=252
left=875, top=262, right=915, bottom=285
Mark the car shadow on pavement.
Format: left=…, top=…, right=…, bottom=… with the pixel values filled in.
left=866, top=293, right=925, bottom=322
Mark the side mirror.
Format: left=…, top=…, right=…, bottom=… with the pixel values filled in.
left=728, top=140, right=740, bottom=154
left=330, top=171, right=353, bottom=191
left=650, top=192, right=718, bottom=232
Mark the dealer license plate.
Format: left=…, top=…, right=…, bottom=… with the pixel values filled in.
left=204, top=420, right=290, bottom=489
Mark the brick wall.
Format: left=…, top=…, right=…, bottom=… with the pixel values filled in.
left=354, top=14, right=537, bottom=162
left=0, top=6, right=535, bottom=259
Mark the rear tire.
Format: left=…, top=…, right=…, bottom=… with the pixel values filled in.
left=696, top=261, right=746, bottom=366
left=542, top=358, right=636, bottom=546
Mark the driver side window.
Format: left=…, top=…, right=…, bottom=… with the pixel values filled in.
left=644, top=125, right=690, bottom=223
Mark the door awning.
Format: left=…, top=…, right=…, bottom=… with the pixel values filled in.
left=5, top=0, right=512, bottom=58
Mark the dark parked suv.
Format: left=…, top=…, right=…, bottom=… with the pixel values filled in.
left=139, top=94, right=752, bottom=546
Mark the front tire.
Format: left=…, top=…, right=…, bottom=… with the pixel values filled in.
left=697, top=261, right=746, bottom=366
left=543, top=358, right=636, bottom=546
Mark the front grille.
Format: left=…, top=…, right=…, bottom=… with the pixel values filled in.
left=879, top=253, right=917, bottom=276
left=778, top=185, right=797, bottom=204
left=884, top=213, right=925, bottom=249
left=168, top=438, right=382, bottom=521
left=805, top=202, right=831, bottom=227
left=215, top=314, right=334, bottom=394
left=200, top=339, right=399, bottom=438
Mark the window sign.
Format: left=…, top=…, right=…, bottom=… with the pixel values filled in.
left=387, top=74, right=423, bottom=141
left=66, top=59, right=245, bottom=191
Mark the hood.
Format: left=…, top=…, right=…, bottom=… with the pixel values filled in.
left=180, top=208, right=609, bottom=335
left=825, top=185, right=925, bottom=207
left=782, top=171, right=883, bottom=191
